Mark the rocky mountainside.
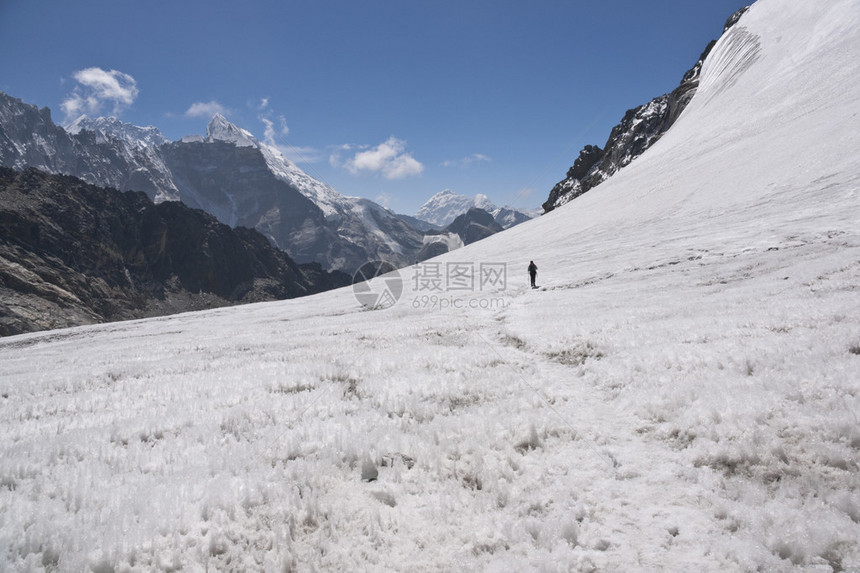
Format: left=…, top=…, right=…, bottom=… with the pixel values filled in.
left=0, top=92, right=179, bottom=203
left=0, top=95, right=423, bottom=273
left=66, top=115, right=170, bottom=148
left=394, top=213, right=441, bottom=233
left=414, top=188, right=535, bottom=229
left=444, top=207, right=504, bottom=245
left=0, top=167, right=350, bottom=336
left=543, top=6, right=750, bottom=213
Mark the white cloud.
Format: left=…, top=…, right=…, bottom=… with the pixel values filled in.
left=185, top=101, right=227, bottom=118
left=61, top=67, right=139, bottom=122
left=261, top=114, right=289, bottom=145
left=257, top=105, right=305, bottom=161
left=342, top=137, right=424, bottom=180
left=442, top=153, right=492, bottom=168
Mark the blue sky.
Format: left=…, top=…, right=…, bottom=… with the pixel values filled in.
left=0, top=0, right=750, bottom=215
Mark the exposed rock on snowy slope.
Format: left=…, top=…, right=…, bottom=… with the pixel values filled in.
left=0, top=97, right=423, bottom=272
left=0, top=167, right=350, bottom=336
left=542, top=6, right=751, bottom=213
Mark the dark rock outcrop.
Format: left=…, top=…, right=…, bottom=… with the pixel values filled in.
left=414, top=241, right=451, bottom=263
left=394, top=213, right=441, bottom=234
left=415, top=207, right=504, bottom=261
left=0, top=167, right=350, bottom=336
left=543, top=6, right=750, bottom=213
left=445, top=207, right=504, bottom=246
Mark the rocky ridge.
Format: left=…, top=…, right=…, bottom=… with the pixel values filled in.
left=543, top=6, right=750, bottom=212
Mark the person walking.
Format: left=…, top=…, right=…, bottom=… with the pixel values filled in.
left=527, top=260, right=538, bottom=288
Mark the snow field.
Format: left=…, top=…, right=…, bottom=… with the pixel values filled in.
left=2, top=205, right=857, bottom=571
left=2, top=0, right=860, bottom=570
left=498, top=230, right=860, bottom=570
left=0, top=303, right=615, bottom=571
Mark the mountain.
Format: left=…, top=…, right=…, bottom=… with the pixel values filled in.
left=414, top=189, right=493, bottom=227
left=66, top=115, right=170, bottom=148
left=393, top=213, right=441, bottom=233
left=415, top=207, right=505, bottom=261
left=414, top=189, right=535, bottom=229
left=491, top=205, right=535, bottom=229
left=542, top=6, right=751, bottom=213
left=0, top=92, right=180, bottom=203
left=444, top=207, right=504, bottom=245
left=417, top=207, right=504, bottom=261
left=165, top=115, right=425, bottom=272
left=0, top=166, right=350, bottom=336
left=1, top=1, right=859, bottom=571
left=0, top=97, right=423, bottom=273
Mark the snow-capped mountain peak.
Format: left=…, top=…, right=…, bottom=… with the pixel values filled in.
left=474, top=193, right=494, bottom=211
left=415, top=189, right=490, bottom=227
left=414, top=189, right=534, bottom=229
left=205, top=113, right=257, bottom=147
left=65, top=115, right=168, bottom=148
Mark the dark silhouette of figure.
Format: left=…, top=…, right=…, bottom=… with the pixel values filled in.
left=528, top=260, right=537, bottom=288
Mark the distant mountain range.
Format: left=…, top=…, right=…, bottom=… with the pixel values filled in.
left=405, top=190, right=539, bottom=260
left=413, top=189, right=536, bottom=229
left=415, top=206, right=508, bottom=261
left=0, top=95, right=425, bottom=273
left=0, top=92, right=538, bottom=273
left=0, top=166, right=350, bottom=336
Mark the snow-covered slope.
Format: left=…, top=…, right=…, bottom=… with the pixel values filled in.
left=258, top=140, right=346, bottom=221
left=2, top=1, right=860, bottom=571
